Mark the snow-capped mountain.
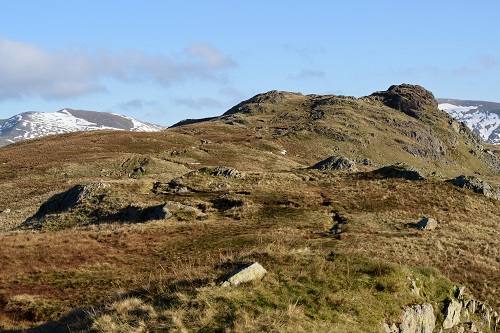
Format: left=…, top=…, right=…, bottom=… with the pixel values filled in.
left=0, top=108, right=164, bottom=146
left=437, top=98, right=500, bottom=144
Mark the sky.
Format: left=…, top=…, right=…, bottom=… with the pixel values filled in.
left=1, top=0, right=499, bottom=127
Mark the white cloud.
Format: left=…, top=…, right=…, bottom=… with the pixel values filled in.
left=0, top=38, right=235, bottom=100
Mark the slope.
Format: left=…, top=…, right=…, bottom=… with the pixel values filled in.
left=0, top=84, right=498, bottom=332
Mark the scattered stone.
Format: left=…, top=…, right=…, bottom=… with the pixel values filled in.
left=210, top=166, right=245, bottom=178
left=383, top=323, right=399, bottom=333
left=455, top=286, right=466, bottom=299
left=407, top=276, right=420, bottom=296
left=468, top=321, right=479, bottom=333
left=415, top=217, right=438, bottom=231
left=215, top=183, right=231, bottom=190
left=161, top=201, right=200, bottom=219
left=448, top=175, right=500, bottom=200
left=373, top=163, right=426, bottom=180
left=175, top=187, right=190, bottom=194
left=482, top=308, right=491, bottom=328
left=399, top=303, right=435, bottom=333
left=443, top=299, right=462, bottom=329
left=310, top=155, right=358, bottom=171
left=221, top=262, right=267, bottom=287
left=356, top=158, right=374, bottom=166
left=466, top=299, right=477, bottom=314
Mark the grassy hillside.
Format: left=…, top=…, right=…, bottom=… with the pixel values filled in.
left=0, top=85, right=498, bottom=332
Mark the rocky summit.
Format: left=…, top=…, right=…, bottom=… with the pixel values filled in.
left=0, top=84, right=498, bottom=332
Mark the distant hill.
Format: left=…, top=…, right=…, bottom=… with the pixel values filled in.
left=438, top=98, right=500, bottom=144
left=0, top=108, right=164, bottom=146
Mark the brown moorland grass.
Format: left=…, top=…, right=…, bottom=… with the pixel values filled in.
left=0, top=89, right=499, bottom=331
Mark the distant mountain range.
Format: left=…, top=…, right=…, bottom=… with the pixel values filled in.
left=1, top=97, right=499, bottom=148
left=0, top=108, right=164, bottom=146
left=438, top=98, right=500, bottom=144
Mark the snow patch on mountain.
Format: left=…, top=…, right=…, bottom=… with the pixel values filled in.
left=0, top=109, right=164, bottom=146
left=438, top=99, right=500, bottom=144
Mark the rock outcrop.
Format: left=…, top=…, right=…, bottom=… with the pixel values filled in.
left=399, top=304, right=435, bottom=333
left=17, top=182, right=111, bottom=230
left=210, top=166, right=245, bottom=178
left=373, top=163, right=426, bottom=180
left=443, top=299, right=463, bottom=329
left=369, top=84, right=440, bottom=121
left=384, top=286, right=499, bottom=333
left=385, top=304, right=435, bottom=333
left=221, top=262, right=267, bottom=287
left=310, top=155, right=358, bottom=171
left=448, top=175, right=500, bottom=200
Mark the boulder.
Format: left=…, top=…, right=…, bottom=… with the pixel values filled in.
left=373, top=163, right=426, bottom=180
left=443, top=299, right=462, bottom=329
left=399, top=303, right=435, bottom=333
left=310, top=155, right=358, bottom=171
left=415, top=217, right=438, bottom=231
left=221, top=262, right=267, bottom=287
left=151, top=201, right=201, bottom=220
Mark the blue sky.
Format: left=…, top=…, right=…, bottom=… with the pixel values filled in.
left=1, top=1, right=499, bottom=126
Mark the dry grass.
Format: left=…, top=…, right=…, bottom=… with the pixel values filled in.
left=0, top=95, right=499, bottom=331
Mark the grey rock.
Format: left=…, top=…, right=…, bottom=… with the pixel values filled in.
left=210, top=166, right=245, bottom=178
left=448, top=175, right=500, bottom=200
left=469, top=321, right=479, bottom=333
left=399, top=303, right=435, bottom=333
left=383, top=323, right=400, bottom=333
left=415, top=217, right=438, bottom=231
left=148, top=201, right=202, bottom=220
left=215, top=182, right=231, bottom=190
left=443, top=299, right=462, bottom=329
left=175, top=187, right=190, bottom=194
left=373, top=163, right=426, bottom=180
left=221, top=262, right=267, bottom=287
left=455, top=286, right=466, bottom=299
left=310, top=155, right=358, bottom=171
left=466, top=299, right=477, bottom=314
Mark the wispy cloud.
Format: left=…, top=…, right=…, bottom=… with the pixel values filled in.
left=218, top=86, right=246, bottom=100
left=281, top=43, right=325, bottom=61
left=478, top=55, right=498, bottom=69
left=0, top=39, right=236, bottom=100
left=394, top=65, right=479, bottom=78
left=117, top=99, right=157, bottom=111
left=289, top=69, right=325, bottom=80
left=173, top=96, right=222, bottom=109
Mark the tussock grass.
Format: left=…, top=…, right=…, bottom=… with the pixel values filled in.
left=78, top=245, right=455, bottom=333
